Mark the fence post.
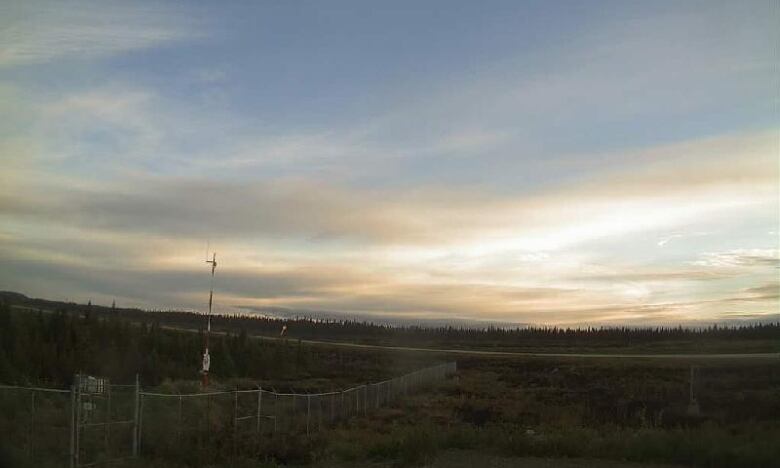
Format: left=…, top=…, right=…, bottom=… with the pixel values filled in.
left=306, top=395, right=311, bottom=436
left=75, top=375, right=81, bottom=467
left=70, top=385, right=76, bottom=468
left=138, top=394, right=144, bottom=455
left=132, top=374, right=140, bottom=457
left=177, top=393, right=183, bottom=443
left=317, top=395, right=322, bottom=431
left=28, top=390, right=35, bottom=461
left=233, top=390, right=239, bottom=460
left=206, top=394, right=211, bottom=443
left=105, top=384, right=111, bottom=461
left=256, top=388, right=262, bottom=434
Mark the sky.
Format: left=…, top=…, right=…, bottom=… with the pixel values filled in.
left=0, top=0, right=778, bottom=326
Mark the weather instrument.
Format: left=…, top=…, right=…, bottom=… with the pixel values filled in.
left=202, top=247, right=217, bottom=387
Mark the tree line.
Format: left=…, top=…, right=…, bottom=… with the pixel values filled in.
left=2, top=290, right=778, bottom=355
left=0, top=300, right=331, bottom=388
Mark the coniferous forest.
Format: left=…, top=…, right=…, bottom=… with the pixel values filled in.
left=1, top=291, right=779, bottom=388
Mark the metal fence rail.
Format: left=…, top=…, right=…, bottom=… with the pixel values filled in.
left=0, top=362, right=457, bottom=467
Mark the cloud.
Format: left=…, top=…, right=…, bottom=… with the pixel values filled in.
left=0, top=1, right=777, bottom=325
left=0, top=1, right=200, bottom=67
left=691, top=249, right=779, bottom=268
left=2, top=110, right=776, bottom=325
left=657, top=231, right=710, bottom=247
left=571, top=269, right=735, bottom=283
left=742, top=282, right=780, bottom=298
left=2, top=130, right=776, bottom=260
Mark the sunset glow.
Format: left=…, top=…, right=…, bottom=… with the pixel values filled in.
left=1, top=1, right=777, bottom=326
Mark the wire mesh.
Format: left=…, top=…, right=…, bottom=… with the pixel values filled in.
left=0, top=385, right=72, bottom=468
left=136, top=362, right=456, bottom=458
left=0, top=362, right=457, bottom=466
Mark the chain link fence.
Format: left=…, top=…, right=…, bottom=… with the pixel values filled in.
left=0, top=362, right=457, bottom=466
left=0, top=384, right=72, bottom=468
left=138, top=362, right=457, bottom=459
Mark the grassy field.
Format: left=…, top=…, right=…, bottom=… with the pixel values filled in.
left=305, top=355, right=780, bottom=467
left=100, top=354, right=780, bottom=468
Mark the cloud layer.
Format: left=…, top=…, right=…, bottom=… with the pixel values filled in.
left=0, top=1, right=777, bottom=325
left=0, top=1, right=198, bottom=67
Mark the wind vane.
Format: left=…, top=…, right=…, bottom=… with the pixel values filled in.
left=202, top=247, right=217, bottom=387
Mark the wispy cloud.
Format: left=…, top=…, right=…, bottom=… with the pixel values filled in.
left=0, top=1, right=200, bottom=67
left=691, top=249, right=779, bottom=268
left=2, top=125, right=777, bottom=324
left=3, top=130, right=775, bottom=248
left=657, top=231, right=710, bottom=247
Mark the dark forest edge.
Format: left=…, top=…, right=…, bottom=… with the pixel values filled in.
left=0, top=297, right=440, bottom=389
left=2, top=290, right=779, bottom=355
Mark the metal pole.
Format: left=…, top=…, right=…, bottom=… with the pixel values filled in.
left=28, top=390, right=35, bottom=460
left=105, top=384, right=111, bottom=460
left=138, top=394, right=144, bottom=454
left=306, top=395, right=311, bottom=435
left=256, top=388, right=262, bottom=434
left=132, top=374, right=139, bottom=457
left=70, top=385, right=76, bottom=468
left=177, top=394, right=183, bottom=443
left=75, top=376, right=81, bottom=468
left=233, top=390, right=238, bottom=460
left=206, top=394, right=211, bottom=443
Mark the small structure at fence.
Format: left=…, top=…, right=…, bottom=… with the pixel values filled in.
left=0, top=361, right=457, bottom=467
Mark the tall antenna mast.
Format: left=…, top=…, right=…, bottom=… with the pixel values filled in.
left=202, top=248, right=217, bottom=387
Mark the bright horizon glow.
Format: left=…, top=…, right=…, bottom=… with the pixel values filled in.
left=1, top=1, right=777, bottom=326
